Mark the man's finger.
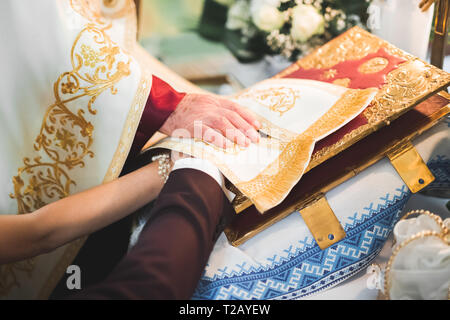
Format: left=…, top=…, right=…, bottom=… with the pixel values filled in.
left=222, top=109, right=260, bottom=143
left=208, top=116, right=250, bottom=147
left=200, top=125, right=234, bottom=149
left=220, top=99, right=261, bottom=130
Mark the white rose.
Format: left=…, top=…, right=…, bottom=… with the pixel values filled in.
left=226, top=1, right=251, bottom=30
left=214, top=0, right=236, bottom=7
left=251, top=3, right=285, bottom=32
left=291, top=4, right=325, bottom=43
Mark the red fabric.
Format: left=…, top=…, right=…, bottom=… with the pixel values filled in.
left=282, top=47, right=407, bottom=154
left=312, top=114, right=369, bottom=153
left=128, top=75, right=186, bottom=158
left=285, top=48, right=406, bottom=90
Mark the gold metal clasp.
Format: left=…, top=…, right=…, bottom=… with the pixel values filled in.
left=298, top=195, right=346, bottom=250
left=387, top=141, right=435, bottom=193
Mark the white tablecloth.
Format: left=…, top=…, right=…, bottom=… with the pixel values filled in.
left=190, top=117, right=449, bottom=300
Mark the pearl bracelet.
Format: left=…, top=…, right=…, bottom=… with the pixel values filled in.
left=152, top=153, right=172, bottom=183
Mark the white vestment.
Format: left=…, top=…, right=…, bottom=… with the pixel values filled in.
left=0, top=0, right=151, bottom=299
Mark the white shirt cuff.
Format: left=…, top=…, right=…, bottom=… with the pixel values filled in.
left=172, top=157, right=235, bottom=202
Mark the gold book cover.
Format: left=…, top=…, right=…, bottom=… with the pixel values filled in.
left=230, top=26, right=450, bottom=213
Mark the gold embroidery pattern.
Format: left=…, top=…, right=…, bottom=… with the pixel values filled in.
left=70, top=0, right=137, bottom=54
left=102, top=47, right=152, bottom=184
left=1, top=24, right=131, bottom=296
left=237, top=86, right=301, bottom=116
left=235, top=134, right=315, bottom=212
left=233, top=84, right=301, bottom=142
left=358, top=57, right=389, bottom=74
left=332, top=78, right=351, bottom=87
left=38, top=0, right=148, bottom=300
left=235, top=88, right=376, bottom=212
left=323, top=68, right=337, bottom=79
left=309, top=59, right=448, bottom=170
left=306, top=88, right=377, bottom=139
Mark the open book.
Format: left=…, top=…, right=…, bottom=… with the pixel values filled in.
left=150, top=27, right=450, bottom=214
left=151, top=79, right=377, bottom=212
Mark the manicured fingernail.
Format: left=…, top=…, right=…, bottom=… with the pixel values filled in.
left=254, top=120, right=261, bottom=129
left=236, top=137, right=250, bottom=148
left=248, top=129, right=259, bottom=143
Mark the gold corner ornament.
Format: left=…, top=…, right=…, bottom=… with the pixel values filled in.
left=297, top=195, right=346, bottom=250
left=387, top=141, right=435, bottom=193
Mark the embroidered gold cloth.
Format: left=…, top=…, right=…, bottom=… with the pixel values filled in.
left=151, top=79, right=377, bottom=212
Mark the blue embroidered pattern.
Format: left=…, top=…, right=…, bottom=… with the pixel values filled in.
left=423, top=155, right=450, bottom=191
left=193, top=155, right=448, bottom=300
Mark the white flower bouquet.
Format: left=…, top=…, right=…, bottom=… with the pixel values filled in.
left=201, top=0, right=372, bottom=62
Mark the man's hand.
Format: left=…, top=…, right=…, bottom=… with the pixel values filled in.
left=160, top=93, right=261, bottom=149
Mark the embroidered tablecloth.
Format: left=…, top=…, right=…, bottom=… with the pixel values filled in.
left=191, top=117, right=450, bottom=300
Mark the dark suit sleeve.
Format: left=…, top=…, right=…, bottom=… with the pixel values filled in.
left=68, top=168, right=235, bottom=300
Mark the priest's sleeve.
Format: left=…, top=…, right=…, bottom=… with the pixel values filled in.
left=128, top=75, right=186, bottom=157
left=67, top=168, right=235, bottom=299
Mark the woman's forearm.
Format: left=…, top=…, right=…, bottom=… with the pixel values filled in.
left=36, top=161, right=164, bottom=253
left=0, top=162, right=164, bottom=264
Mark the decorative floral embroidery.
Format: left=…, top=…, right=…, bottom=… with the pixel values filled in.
left=1, top=23, right=131, bottom=296
left=237, top=86, right=301, bottom=116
